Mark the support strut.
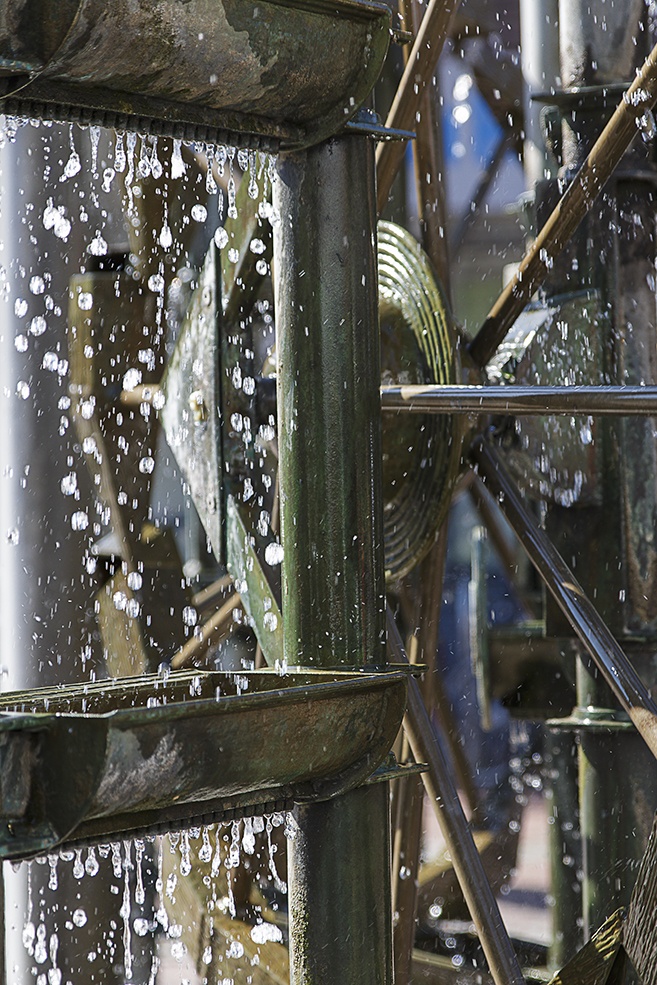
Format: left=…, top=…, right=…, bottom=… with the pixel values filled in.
left=274, top=131, right=391, bottom=985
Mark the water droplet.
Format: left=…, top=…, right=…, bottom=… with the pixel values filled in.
left=199, top=826, right=212, bottom=863
left=88, top=232, right=108, bottom=257
left=60, top=473, right=77, bottom=496
left=61, top=151, right=81, bottom=181
left=214, top=227, right=229, bottom=250
left=16, top=380, right=30, bottom=400
left=148, top=273, right=165, bottom=294
left=85, top=848, right=99, bottom=876
left=102, top=167, right=115, bottom=193
left=251, top=922, right=283, bottom=944
left=228, top=247, right=239, bottom=264
left=42, top=351, right=59, bottom=372
left=182, top=606, right=198, bottom=627
left=43, top=199, right=71, bottom=241
left=123, top=368, right=142, bottom=391
left=71, top=511, right=89, bottom=531
left=255, top=259, right=268, bottom=275
left=227, top=939, right=244, bottom=959
left=265, top=543, right=284, bottom=566
left=47, top=855, right=58, bottom=891
left=159, top=224, right=173, bottom=250
left=171, top=941, right=187, bottom=961
left=29, top=315, right=47, bottom=336
left=263, top=611, right=278, bottom=632
left=133, top=918, right=150, bottom=937
left=139, top=456, right=155, bottom=474
left=30, top=276, right=45, bottom=295
left=191, top=203, right=208, bottom=223
left=127, top=571, right=142, bottom=591
left=15, top=334, right=28, bottom=352
left=250, top=238, right=266, bottom=255
left=171, top=139, right=186, bottom=179
left=202, top=945, right=212, bottom=964
left=72, top=849, right=84, bottom=879
left=14, top=298, right=28, bottom=317
left=179, top=832, right=192, bottom=877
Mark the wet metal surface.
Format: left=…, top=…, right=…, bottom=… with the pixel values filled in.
left=0, top=667, right=406, bottom=861
left=381, top=384, right=657, bottom=415
left=0, top=0, right=391, bottom=151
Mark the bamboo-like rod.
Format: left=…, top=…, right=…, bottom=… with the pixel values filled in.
left=381, top=384, right=657, bottom=415
left=387, top=605, right=526, bottom=985
left=171, top=591, right=242, bottom=669
left=470, top=437, right=657, bottom=762
left=376, top=0, right=461, bottom=214
left=469, top=38, right=657, bottom=368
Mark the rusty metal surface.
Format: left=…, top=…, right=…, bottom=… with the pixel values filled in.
left=0, top=666, right=407, bottom=861
left=0, top=0, right=390, bottom=151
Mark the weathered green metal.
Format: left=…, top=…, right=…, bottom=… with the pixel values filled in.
left=274, top=131, right=392, bottom=985
left=274, top=134, right=386, bottom=670
left=0, top=666, right=406, bottom=861
left=378, top=220, right=461, bottom=581
left=225, top=494, right=283, bottom=667
left=0, top=0, right=391, bottom=151
left=288, top=783, right=393, bottom=985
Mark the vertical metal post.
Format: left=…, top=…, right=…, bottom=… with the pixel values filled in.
left=519, top=0, right=560, bottom=188
left=553, top=0, right=657, bottom=941
left=274, top=131, right=391, bottom=985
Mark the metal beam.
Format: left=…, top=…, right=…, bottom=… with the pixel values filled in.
left=274, top=131, right=391, bottom=985
left=381, top=383, right=657, bottom=415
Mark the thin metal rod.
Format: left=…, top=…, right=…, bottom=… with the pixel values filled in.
left=387, top=605, right=525, bottom=985
left=468, top=38, right=657, bottom=368
left=470, top=437, right=657, bottom=761
left=376, top=0, right=461, bottom=214
left=381, top=384, right=657, bottom=415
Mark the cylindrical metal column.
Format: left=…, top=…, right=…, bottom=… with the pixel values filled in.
left=274, top=131, right=391, bottom=985
left=520, top=0, right=560, bottom=188
left=275, top=133, right=386, bottom=671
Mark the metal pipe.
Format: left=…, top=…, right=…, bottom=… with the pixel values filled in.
left=274, top=131, right=391, bottom=985
left=468, top=38, right=657, bottom=368
left=376, top=0, right=462, bottom=214
left=386, top=606, right=526, bottom=985
left=275, top=137, right=386, bottom=670
left=470, top=437, right=657, bottom=761
left=519, top=0, right=560, bottom=188
left=381, top=383, right=657, bottom=415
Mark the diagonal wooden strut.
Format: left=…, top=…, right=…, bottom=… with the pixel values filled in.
left=468, top=38, right=657, bottom=368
